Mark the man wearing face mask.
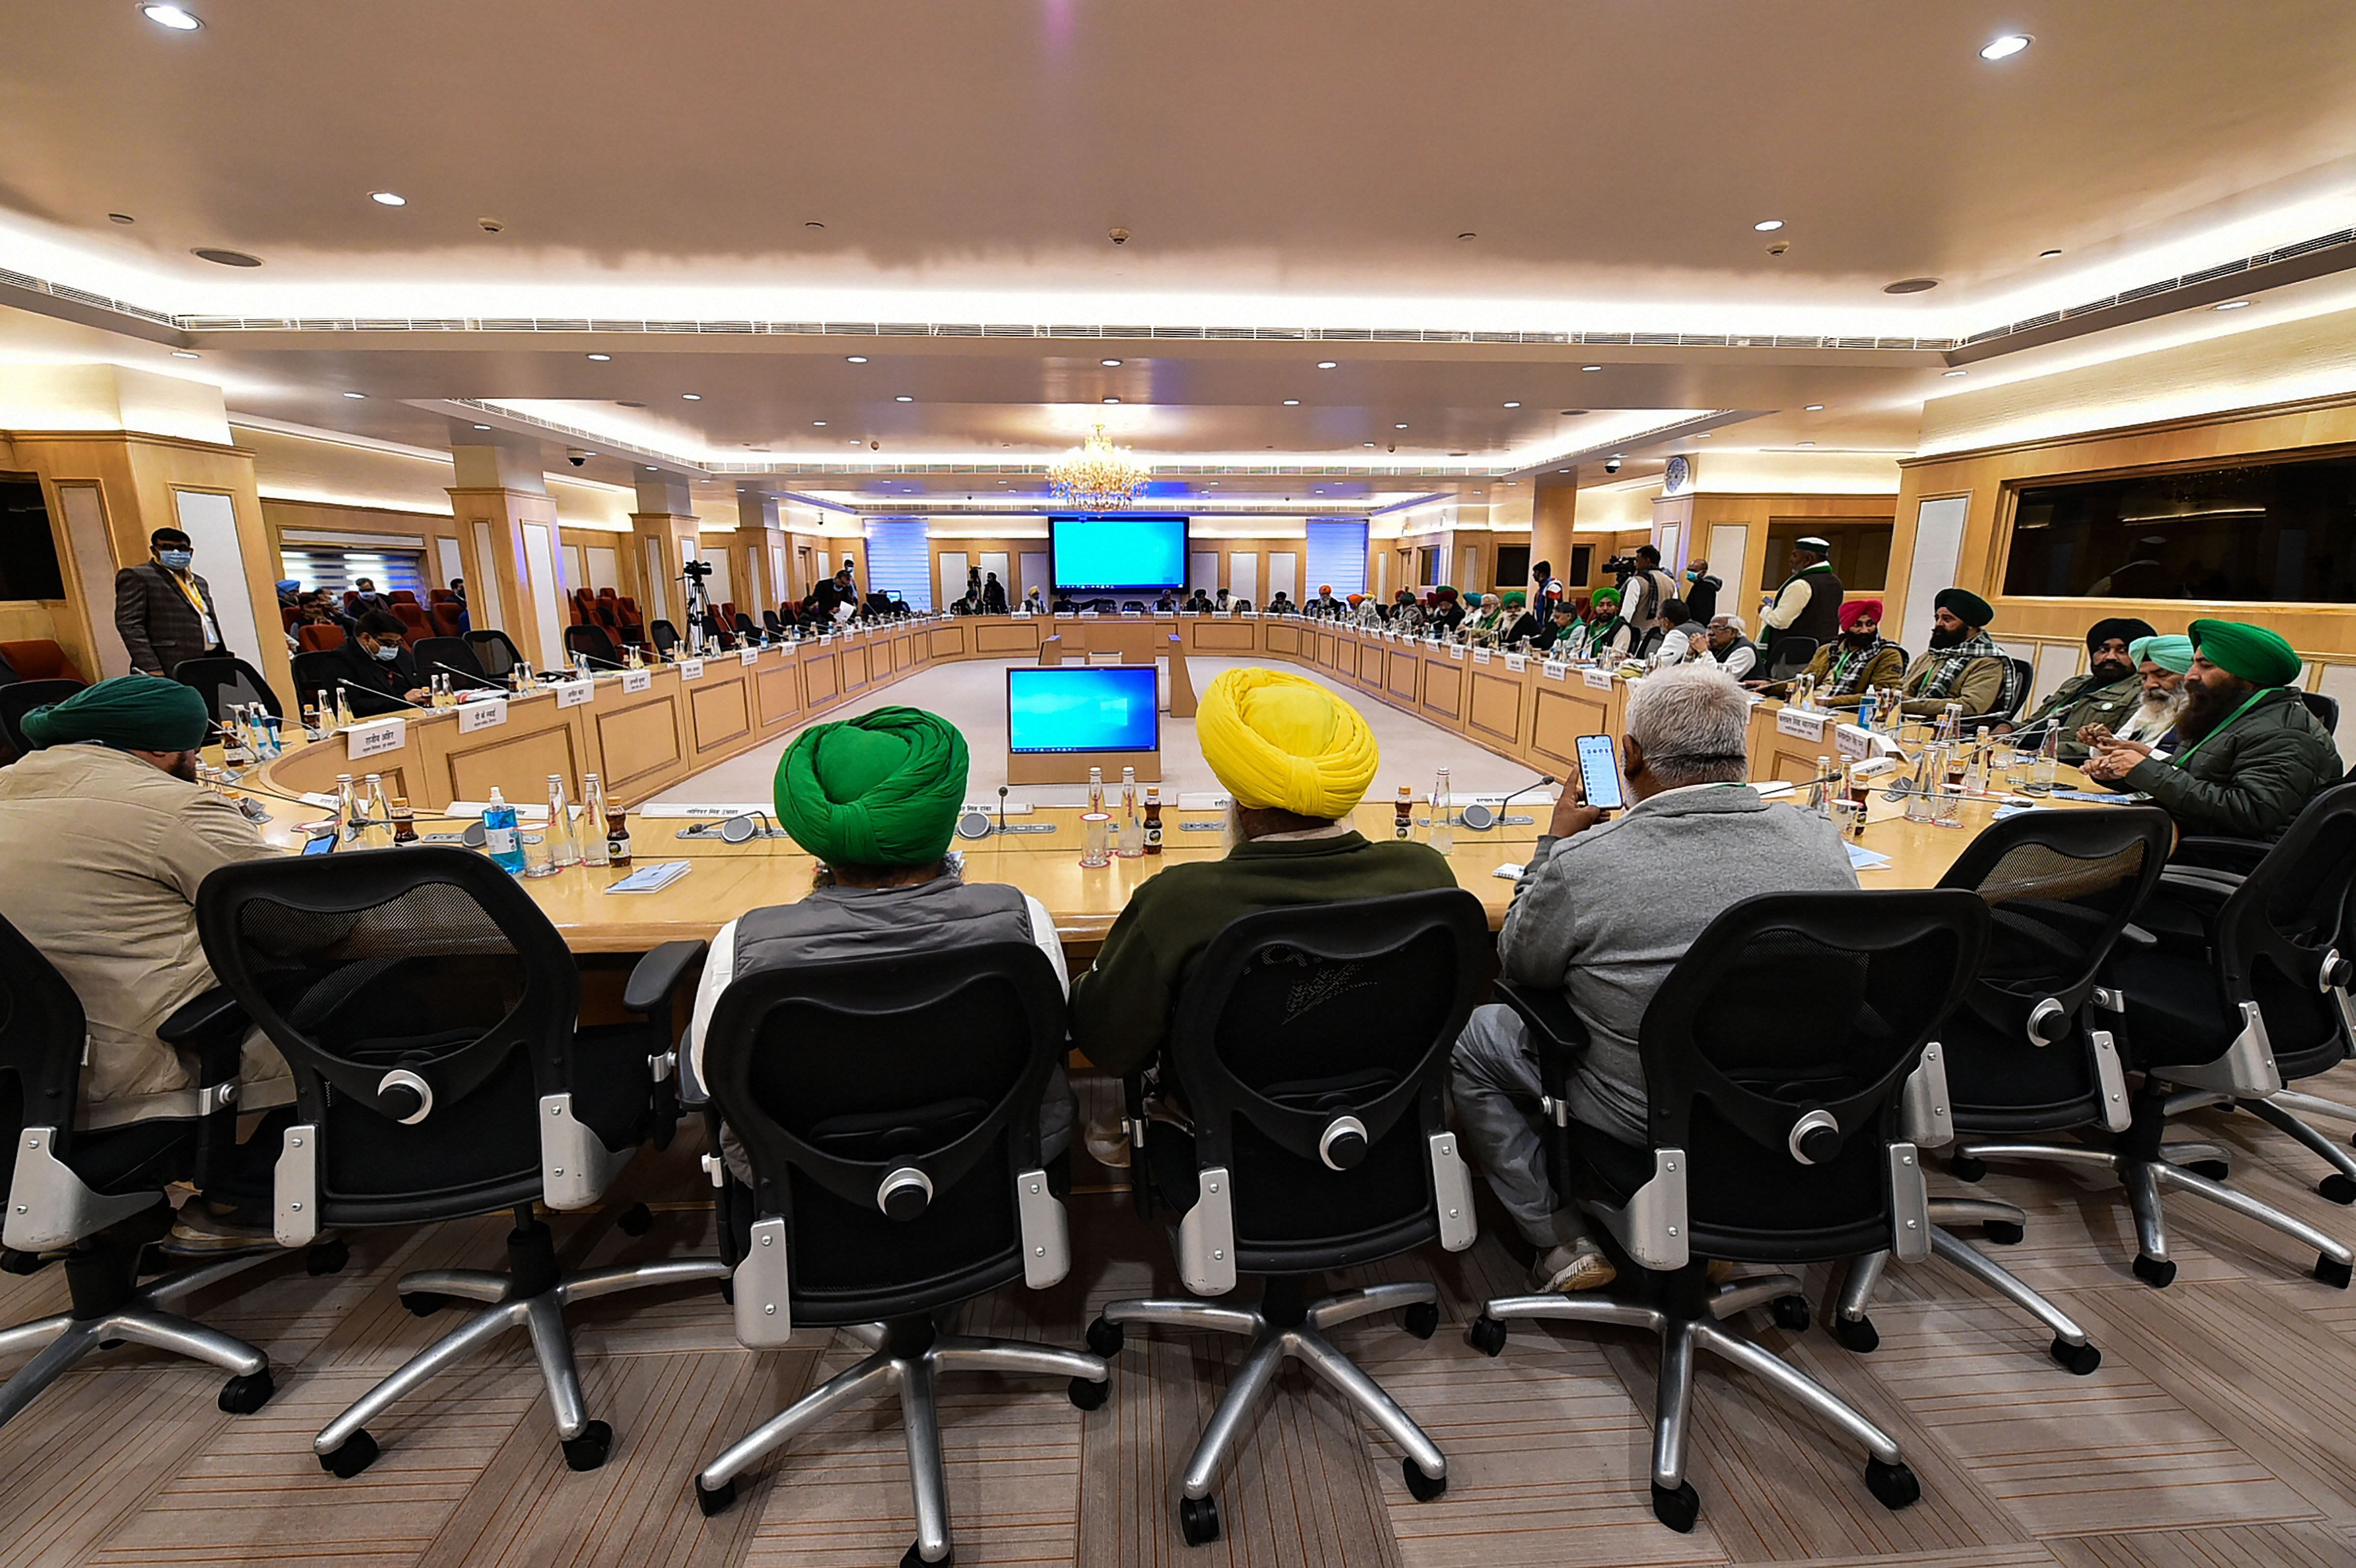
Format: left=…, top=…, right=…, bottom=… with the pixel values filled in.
left=114, top=527, right=230, bottom=677
left=1996, top=616, right=2154, bottom=761
left=321, top=609, right=430, bottom=717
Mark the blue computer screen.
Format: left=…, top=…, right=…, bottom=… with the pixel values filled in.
left=1049, top=516, right=1188, bottom=594
left=1006, top=666, right=1160, bottom=754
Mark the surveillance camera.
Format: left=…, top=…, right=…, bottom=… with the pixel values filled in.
left=1108, top=227, right=1130, bottom=246
left=1604, top=456, right=1622, bottom=473
left=566, top=448, right=589, bottom=467
left=870, top=440, right=880, bottom=451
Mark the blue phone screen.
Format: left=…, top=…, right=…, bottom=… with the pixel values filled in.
left=1576, top=734, right=1624, bottom=811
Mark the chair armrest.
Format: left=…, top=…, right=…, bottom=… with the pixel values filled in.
left=624, top=939, right=708, bottom=1014
left=159, top=985, right=246, bottom=1067
left=1490, top=979, right=1592, bottom=1061
left=2172, top=836, right=2269, bottom=877
left=157, top=986, right=247, bottom=1191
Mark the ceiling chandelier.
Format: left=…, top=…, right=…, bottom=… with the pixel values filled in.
left=1047, top=424, right=1151, bottom=511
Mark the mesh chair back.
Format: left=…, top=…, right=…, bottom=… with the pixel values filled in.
left=649, top=620, right=680, bottom=657
left=288, top=651, right=347, bottom=706
left=1633, top=890, right=1986, bottom=1255
left=1997, top=658, right=2037, bottom=723
left=411, top=636, right=482, bottom=688
left=702, top=942, right=1064, bottom=1324
left=464, top=629, right=522, bottom=678
left=170, top=655, right=283, bottom=721
left=195, top=849, right=582, bottom=1223
left=1162, top=890, right=1488, bottom=1269
left=563, top=624, right=620, bottom=667
left=0, top=911, right=88, bottom=1154
left=1766, top=636, right=1819, bottom=681
left=2217, top=783, right=2356, bottom=1078
left=0, top=680, right=86, bottom=756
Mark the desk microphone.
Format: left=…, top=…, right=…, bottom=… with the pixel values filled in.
left=1462, top=773, right=1554, bottom=831
left=431, top=660, right=505, bottom=690
left=998, top=785, right=1010, bottom=836
left=337, top=680, right=429, bottom=714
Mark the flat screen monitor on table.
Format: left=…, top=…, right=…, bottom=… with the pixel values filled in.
left=1006, top=665, right=1160, bottom=754
left=1049, top=516, right=1188, bottom=595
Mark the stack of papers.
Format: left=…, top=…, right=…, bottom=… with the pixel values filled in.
left=1846, top=843, right=1893, bottom=871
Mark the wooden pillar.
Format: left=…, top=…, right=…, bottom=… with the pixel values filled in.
left=1533, top=475, right=1579, bottom=591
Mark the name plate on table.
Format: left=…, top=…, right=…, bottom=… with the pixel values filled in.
left=1122, top=609, right=1141, bottom=617
left=621, top=668, right=653, bottom=694
left=1448, top=645, right=1466, bottom=661
left=552, top=679, right=594, bottom=710
left=1776, top=707, right=1832, bottom=742
left=1055, top=611, right=1077, bottom=619
left=1472, top=649, right=1492, bottom=664
left=1214, top=609, right=1232, bottom=617
left=1079, top=610, right=1100, bottom=618
left=739, top=646, right=761, bottom=666
left=1505, top=653, right=1527, bottom=672
left=1241, top=610, right=1259, bottom=618
left=456, top=697, right=509, bottom=734
left=344, top=717, right=405, bottom=760
left=1581, top=668, right=1615, bottom=691
left=1836, top=723, right=1901, bottom=760
left=1153, top=610, right=1175, bottom=618
left=678, top=658, right=706, bottom=680
left=1542, top=660, right=1568, bottom=681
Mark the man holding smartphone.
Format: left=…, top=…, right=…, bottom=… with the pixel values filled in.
left=1448, top=664, right=1858, bottom=1294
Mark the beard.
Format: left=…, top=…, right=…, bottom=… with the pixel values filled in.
left=1926, top=625, right=1967, bottom=650
left=2175, top=675, right=2252, bottom=745
left=165, top=749, right=200, bottom=783
left=2088, top=656, right=2135, bottom=683
left=1841, top=628, right=1879, bottom=649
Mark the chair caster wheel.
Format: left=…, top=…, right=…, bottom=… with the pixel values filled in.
left=217, top=1366, right=274, bottom=1414
left=306, top=1238, right=349, bottom=1276
left=400, top=1291, right=448, bottom=1317
left=2186, top=1160, right=2230, bottom=1182
left=1651, top=1480, right=1700, bottom=1532
left=2315, top=1254, right=2353, bottom=1290
left=1178, top=1493, right=1221, bottom=1546
left=2049, top=1336, right=2101, bottom=1376
left=320, top=1429, right=379, bottom=1479
left=616, top=1202, right=654, bottom=1237
left=900, top=1542, right=952, bottom=1568
left=1068, top=1376, right=1109, bottom=1411
left=693, top=1476, right=736, bottom=1517
left=561, top=1419, right=613, bottom=1472
left=2133, top=1253, right=2176, bottom=1289
left=1865, top=1458, right=1920, bottom=1511
left=2322, top=1174, right=2356, bottom=1205
left=1948, top=1155, right=1986, bottom=1184
left=1982, top=1220, right=2025, bottom=1246
left=1466, top=1314, right=1508, bottom=1358
left=1402, top=1457, right=1446, bottom=1502
left=1833, top=1314, right=1880, bottom=1354
left=1402, top=1302, right=1439, bottom=1340
left=1770, top=1295, right=1810, bottom=1332
left=1086, top=1317, right=1125, bottom=1357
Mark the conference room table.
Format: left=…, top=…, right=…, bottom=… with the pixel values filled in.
left=229, top=611, right=2114, bottom=967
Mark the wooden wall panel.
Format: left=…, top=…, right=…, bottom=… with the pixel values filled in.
left=754, top=663, right=803, bottom=729
left=1190, top=621, right=1260, bottom=653
left=687, top=677, right=752, bottom=756
left=1468, top=670, right=1525, bottom=746
left=595, top=695, right=685, bottom=799
left=803, top=650, right=841, bottom=708
left=1386, top=650, right=1419, bottom=703
left=446, top=722, right=580, bottom=807
left=1421, top=658, right=1464, bottom=720
left=1263, top=622, right=1303, bottom=657
left=973, top=622, right=1043, bottom=656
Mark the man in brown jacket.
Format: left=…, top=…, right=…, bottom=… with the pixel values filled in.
left=114, top=525, right=229, bottom=677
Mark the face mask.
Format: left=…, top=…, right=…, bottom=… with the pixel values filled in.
left=1686, top=570, right=1700, bottom=581
left=158, top=549, right=193, bottom=570
left=372, top=642, right=400, bottom=663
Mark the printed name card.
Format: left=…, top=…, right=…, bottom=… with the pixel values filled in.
left=344, top=717, right=405, bottom=759
left=1055, top=611, right=1077, bottom=619
left=1776, top=707, right=1832, bottom=742
left=1581, top=668, right=1615, bottom=691
left=678, top=658, right=706, bottom=680
left=456, top=697, right=509, bottom=734
left=1505, top=653, right=1527, bottom=672
left=620, top=668, right=653, bottom=694
left=1152, top=610, right=1175, bottom=619
left=1079, top=610, right=1100, bottom=618
left=1472, top=649, right=1492, bottom=664
left=1836, top=722, right=1876, bottom=759
left=1241, top=610, right=1259, bottom=618
left=552, top=680, right=594, bottom=710
left=1122, top=609, right=1141, bottom=617
left=739, top=646, right=761, bottom=666
left=1448, top=645, right=1466, bottom=661
left=1542, top=661, right=1568, bottom=681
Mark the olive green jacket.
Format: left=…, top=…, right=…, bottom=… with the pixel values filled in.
left=2119, top=687, right=2342, bottom=842
left=2015, top=669, right=2141, bottom=762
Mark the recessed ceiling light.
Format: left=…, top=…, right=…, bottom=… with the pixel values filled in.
left=895, top=395, right=913, bottom=402
left=369, top=191, right=406, bottom=207
left=342, top=391, right=365, bottom=399
left=1695, top=432, right=1712, bottom=438
left=1102, top=396, right=1122, bottom=404
left=1364, top=441, right=1376, bottom=447
left=1206, top=481, right=1218, bottom=486
left=1316, top=360, right=1338, bottom=370
left=1797, top=441, right=1817, bottom=447
left=108, top=213, right=135, bottom=224
left=586, top=352, right=611, bottom=361
left=2213, top=299, right=2253, bottom=311
left=1457, top=232, right=1477, bottom=241
left=846, top=355, right=868, bottom=364
left=1394, top=423, right=1408, bottom=429
left=645, top=465, right=658, bottom=472
left=139, top=4, right=202, bottom=29
left=1884, top=277, right=1940, bottom=294
left=582, top=451, right=596, bottom=457
left=1100, top=358, right=1123, bottom=367
left=1753, top=219, right=1785, bottom=232
left=472, top=423, right=490, bottom=429
left=813, top=420, right=827, bottom=426
left=1980, top=33, right=2032, bottom=60
left=1282, top=399, right=1300, bottom=406
left=1804, top=403, right=1825, bottom=411
left=681, top=392, right=701, bottom=399
left=1502, top=401, right=1521, bottom=408
left=2038, top=248, right=2064, bottom=259
left=170, top=349, right=199, bottom=359
left=1943, top=369, right=1968, bottom=377
left=1581, top=364, right=1603, bottom=372
left=1609, top=453, right=1624, bottom=460
left=191, top=247, right=261, bottom=266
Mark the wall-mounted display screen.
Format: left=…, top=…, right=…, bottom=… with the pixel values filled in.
left=1050, top=516, right=1188, bottom=594
left=1006, top=665, right=1160, bottom=754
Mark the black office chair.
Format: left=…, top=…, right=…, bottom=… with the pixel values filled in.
left=0, top=679, right=83, bottom=757
left=0, top=912, right=283, bottom=1430
left=691, top=942, right=1105, bottom=1567
left=1962, top=785, right=2356, bottom=1288
left=649, top=619, right=680, bottom=660
left=1470, top=889, right=1989, bottom=1532
left=463, top=628, right=523, bottom=679
left=1993, top=657, right=2037, bottom=724
left=194, top=849, right=722, bottom=1477
left=761, top=609, right=785, bottom=638
left=731, top=612, right=760, bottom=645
left=288, top=650, right=348, bottom=710
left=0, top=647, right=16, bottom=685
left=170, top=655, right=283, bottom=721
left=2302, top=690, right=2341, bottom=736
left=1089, top=890, right=1489, bottom=1546
left=562, top=623, right=621, bottom=668
left=1830, top=805, right=2172, bottom=1374
left=1765, top=635, right=1818, bottom=682
left=410, top=635, right=488, bottom=692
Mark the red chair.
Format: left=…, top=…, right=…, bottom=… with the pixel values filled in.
left=429, top=588, right=458, bottom=605
left=296, top=624, right=347, bottom=653
left=280, top=606, right=302, bottom=634
left=392, top=603, right=429, bottom=637
left=0, top=639, right=84, bottom=684
left=429, top=605, right=465, bottom=638
left=388, top=590, right=419, bottom=607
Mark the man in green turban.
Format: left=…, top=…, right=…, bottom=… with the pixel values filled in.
left=0, top=676, right=292, bottom=1158
left=684, top=706, right=1074, bottom=1177
left=2085, top=619, right=2339, bottom=840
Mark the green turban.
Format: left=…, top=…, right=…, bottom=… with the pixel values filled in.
left=774, top=706, right=968, bottom=867
left=2189, top=619, right=2302, bottom=688
left=1591, top=587, right=1622, bottom=611
left=2129, top=634, right=2194, bottom=675
left=1501, top=590, right=1527, bottom=609
left=20, top=675, right=211, bottom=752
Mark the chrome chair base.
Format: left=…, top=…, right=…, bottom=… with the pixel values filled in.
left=1473, top=1272, right=1919, bottom=1532
left=1956, top=1136, right=2354, bottom=1289
left=1091, top=1281, right=1449, bottom=1544
left=694, top=1318, right=1109, bottom=1568
left=1832, top=1199, right=2100, bottom=1373
left=0, top=1249, right=275, bottom=1429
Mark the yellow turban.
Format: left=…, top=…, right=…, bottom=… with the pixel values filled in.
left=1196, top=668, right=1378, bottom=819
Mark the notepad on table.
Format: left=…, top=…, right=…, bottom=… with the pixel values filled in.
left=1846, top=843, right=1892, bottom=871
left=605, top=861, right=692, bottom=894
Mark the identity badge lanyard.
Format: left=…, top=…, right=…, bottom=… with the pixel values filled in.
left=2169, top=687, right=2271, bottom=769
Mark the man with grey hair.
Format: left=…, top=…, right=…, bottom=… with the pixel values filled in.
left=1705, top=612, right=1758, bottom=679
left=1450, top=664, right=1859, bottom=1293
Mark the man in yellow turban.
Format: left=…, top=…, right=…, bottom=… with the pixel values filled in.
left=1070, top=669, right=1455, bottom=1114
left=686, top=706, right=1076, bottom=1176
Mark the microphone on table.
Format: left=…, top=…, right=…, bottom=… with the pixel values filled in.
left=431, top=660, right=506, bottom=690
left=998, top=785, right=1010, bottom=837
left=566, top=651, right=633, bottom=673
left=1461, top=774, right=1555, bottom=831
left=337, top=680, right=429, bottom=714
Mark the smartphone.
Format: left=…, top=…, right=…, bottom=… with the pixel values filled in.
left=1575, top=733, right=1626, bottom=812
left=301, top=830, right=337, bottom=856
